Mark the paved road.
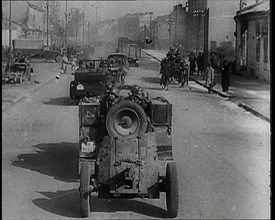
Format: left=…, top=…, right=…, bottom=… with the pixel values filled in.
left=2, top=51, right=270, bottom=219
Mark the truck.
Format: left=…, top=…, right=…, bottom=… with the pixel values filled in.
left=12, top=39, right=61, bottom=61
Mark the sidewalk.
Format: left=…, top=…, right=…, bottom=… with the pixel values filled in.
left=143, top=49, right=270, bottom=122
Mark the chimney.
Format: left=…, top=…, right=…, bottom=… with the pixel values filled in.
left=240, top=0, right=247, bottom=9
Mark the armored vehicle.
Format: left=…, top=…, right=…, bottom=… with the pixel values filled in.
left=78, top=84, right=178, bottom=218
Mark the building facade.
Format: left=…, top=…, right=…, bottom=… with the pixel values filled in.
left=2, top=1, right=46, bottom=46
left=117, top=14, right=139, bottom=41
left=234, top=0, right=270, bottom=81
left=150, top=0, right=207, bottom=52
left=26, top=2, right=46, bottom=41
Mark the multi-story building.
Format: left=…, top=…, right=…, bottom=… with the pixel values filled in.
left=116, top=12, right=152, bottom=42
left=26, top=2, right=45, bottom=41
left=2, top=1, right=46, bottom=46
left=2, top=1, right=29, bottom=46
left=117, top=14, right=139, bottom=41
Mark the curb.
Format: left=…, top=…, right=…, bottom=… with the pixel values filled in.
left=238, top=103, right=270, bottom=123
left=142, top=50, right=162, bottom=62
left=189, top=77, right=231, bottom=98
left=143, top=50, right=270, bottom=123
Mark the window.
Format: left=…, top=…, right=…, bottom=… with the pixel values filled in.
left=262, top=21, right=268, bottom=63
left=256, top=22, right=260, bottom=62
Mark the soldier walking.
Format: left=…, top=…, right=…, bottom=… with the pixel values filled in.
left=160, top=57, right=172, bottom=91
left=205, top=61, right=215, bottom=94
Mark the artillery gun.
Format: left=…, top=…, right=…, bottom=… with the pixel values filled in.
left=78, top=84, right=178, bottom=218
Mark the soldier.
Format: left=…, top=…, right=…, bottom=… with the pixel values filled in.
left=179, top=58, right=189, bottom=87
left=106, top=86, right=121, bottom=108
left=160, top=57, right=172, bottom=91
left=205, top=61, right=215, bottom=94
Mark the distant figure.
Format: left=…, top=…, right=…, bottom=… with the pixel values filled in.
left=179, top=58, right=189, bottom=88
left=160, top=57, right=171, bottom=91
left=205, top=61, right=215, bottom=94
left=197, top=52, right=204, bottom=76
left=221, top=59, right=231, bottom=92
left=219, top=49, right=225, bottom=70
left=61, top=52, right=71, bottom=74
left=189, top=52, right=196, bottom=76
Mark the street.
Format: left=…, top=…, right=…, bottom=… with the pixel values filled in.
left=2, top=51, right=270, bottom=219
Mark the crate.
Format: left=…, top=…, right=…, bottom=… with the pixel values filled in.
left=150, top=98, right=172, bottom=126
left=79, top=101, right=100, bottom=126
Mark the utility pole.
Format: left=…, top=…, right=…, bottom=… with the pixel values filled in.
left=203, top=8, right=209, bottom=74
left=8, top=0, right=12, bottom=62
left=82, top=10, right=85, bottom=48
left=175, top=6, right=177, bottom=43
left=88, top=21, right=90, bottom=45
left=46, top=0, right=49, bottom=47
left=65, top=0, right=67, bottom=47
left=76, top=18, right=78, bottom=46
left=95, top=6, right=98, bottom=24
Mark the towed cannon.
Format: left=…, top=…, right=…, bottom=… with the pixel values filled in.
left=78, top=84, right=178, bottom=218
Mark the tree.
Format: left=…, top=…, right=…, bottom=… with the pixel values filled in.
left=47, top=1, right=64, bottom=45
left=67, top=7, right=84, bottom=40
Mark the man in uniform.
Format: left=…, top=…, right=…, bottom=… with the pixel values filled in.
left=159, top=57, right=172, bottom=91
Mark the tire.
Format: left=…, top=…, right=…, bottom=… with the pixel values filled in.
left=80, top=161, right=91, bottom=218
left=106, top=100, right=148, bottom=138
left=166, top=162, right=179, bottom=218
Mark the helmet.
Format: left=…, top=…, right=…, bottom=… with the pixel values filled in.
left=131, top=86, right=144, bottom=99
left=106, top=83, right=112, bottom=91
left=107, top=86, right=119, bottom=97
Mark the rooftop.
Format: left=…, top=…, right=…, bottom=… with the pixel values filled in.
left=236, top=0, right=269, bottom=16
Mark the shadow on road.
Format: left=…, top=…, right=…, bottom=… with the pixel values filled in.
left=90, top=195, right=168, bottom=218
left=33, top=189, right=168, bottom=218
left=141, top=76, right=160, bottom=84
left=12, top=142, right=79, bottom=183
left=43, top=96, right=72, bottom=106
left=33, top=189, right=80, bottom=218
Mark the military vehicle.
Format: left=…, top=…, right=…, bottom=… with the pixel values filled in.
left=78, top=84, right=178, bottom=218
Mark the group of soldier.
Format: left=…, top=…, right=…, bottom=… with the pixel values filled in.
left=159, top=45, right=218, bottom=93
left=159, top=45, right=189, bottom=91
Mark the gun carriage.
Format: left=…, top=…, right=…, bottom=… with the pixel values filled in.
left=78, top=82, right=178, bottom=218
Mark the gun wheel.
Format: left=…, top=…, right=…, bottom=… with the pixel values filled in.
left=166, top=162, right=179, bottom=218
left=106, top=100, right=147, bottom=138
left=80, top=161, right=91, bottom=217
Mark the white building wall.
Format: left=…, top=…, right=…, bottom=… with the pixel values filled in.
left=2, top=28, right=22, bottom=47
left=208, top=0, right=255, bottom=49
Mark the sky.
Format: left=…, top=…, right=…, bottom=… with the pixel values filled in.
left=58, top=0, right=256, bottom=23
left=59, top=0, right=185, bottom=23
